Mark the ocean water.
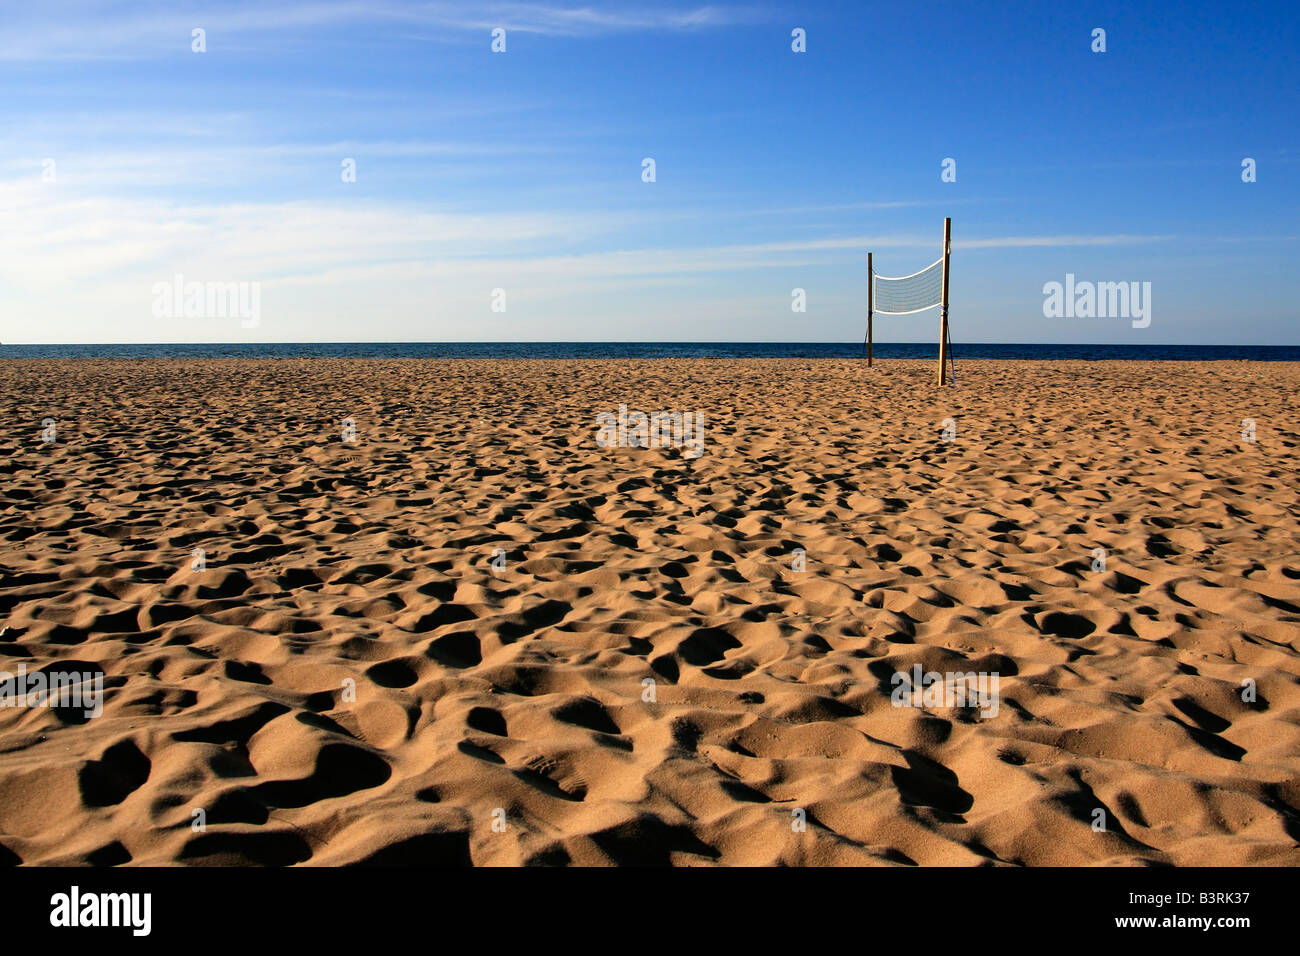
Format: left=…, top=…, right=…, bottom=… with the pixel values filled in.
left=2, top=342, right=1298, bottom=361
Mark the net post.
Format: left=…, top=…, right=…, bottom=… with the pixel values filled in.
left=866, top=252, right=874, bottom=367
left=938, top=217, right=951, bottom=386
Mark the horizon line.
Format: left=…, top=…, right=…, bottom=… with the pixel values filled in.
left=4, top=341, right=1299, bottom=348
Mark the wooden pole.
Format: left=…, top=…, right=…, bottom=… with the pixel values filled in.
left=867, top=252, right=873, bottom=367
left=937, top=217, right=951, bottom=386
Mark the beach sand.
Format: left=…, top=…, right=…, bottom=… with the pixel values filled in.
left=1, top=357, right=1298, bottom=866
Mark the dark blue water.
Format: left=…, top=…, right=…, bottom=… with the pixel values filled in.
left=2, top=342, right=1298, bottom=361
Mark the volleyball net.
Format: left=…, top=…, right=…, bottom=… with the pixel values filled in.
left=872, top=257, right=944, bottom=315
left=865, top=218, right=954, bottom=385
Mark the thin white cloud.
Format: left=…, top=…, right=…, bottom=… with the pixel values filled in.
left=0, top=1, right=756, bottom=60
left=957, top=234, right=1174, bottom=249
left=0, top=181, right=609, bottom=282
left=0, top=140, right=570, bottom=191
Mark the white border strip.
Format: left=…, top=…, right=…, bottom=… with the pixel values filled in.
left=873, top=256, right=944, bottom=282
left=873, top=302, right=941, bottom=315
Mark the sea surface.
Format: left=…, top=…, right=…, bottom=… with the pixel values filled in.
left=3, top=342, right=1298, bottom=361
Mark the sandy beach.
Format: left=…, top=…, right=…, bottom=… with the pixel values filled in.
left=1, top=357, right=1298, bottom=866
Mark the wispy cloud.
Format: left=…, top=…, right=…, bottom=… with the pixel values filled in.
left=958, top=234, right=1175, bottom=249
left=0, top=1, right=756, bottom=60
left=0, top=140, right=571, bottom=191
left=0, top=180, right=609, bottom=282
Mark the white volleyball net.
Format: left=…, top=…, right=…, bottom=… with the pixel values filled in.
left=872, top=257, right=944, bottom=314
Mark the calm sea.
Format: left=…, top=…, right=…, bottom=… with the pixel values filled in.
left=2, top=343, right=1298, bottom=361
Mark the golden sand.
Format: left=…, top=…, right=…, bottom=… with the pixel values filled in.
left=1, top=358, right=1298, bottom=865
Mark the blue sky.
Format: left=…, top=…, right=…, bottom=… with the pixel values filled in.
left=1, top=0, right=1295, bottom=344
